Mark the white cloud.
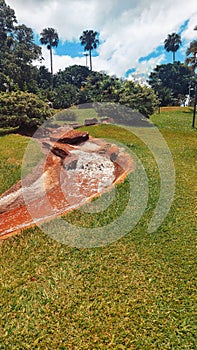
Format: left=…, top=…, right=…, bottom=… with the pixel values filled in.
left=39, top=47, right=87, bottom=72
left=6, top=0, right=197, bottom=78
left=182, top=13, right=197, bottom=41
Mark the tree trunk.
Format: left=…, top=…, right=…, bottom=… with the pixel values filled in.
left=50, top=46, right=53, bottom=75
left=173, top=51, right=175, bottom=63
left=89, top=49, right=92, bottom=71
left=50, top=46, right=53, bottom=88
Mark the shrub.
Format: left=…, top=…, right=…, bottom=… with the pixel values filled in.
left=0, top=91, right=52, bottom=129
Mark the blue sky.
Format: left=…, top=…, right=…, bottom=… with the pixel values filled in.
left=6, top=0, right=197, bottom=81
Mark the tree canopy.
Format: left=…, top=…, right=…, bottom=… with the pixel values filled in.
left=40, top=27, right=59, bottom=76
left=185, top=40, right=197, bottom=73
left=79, top=30, right=99, bottom=71
left=2, top=0, right=196, bottom=128
left=164, top=33, right=182, bottom=63
left=0, top=0, right=42, bottom=91
left=148, top=62, right=193, bottom=106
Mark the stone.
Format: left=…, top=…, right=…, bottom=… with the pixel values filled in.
left=0, top=133, right=134, bottom=239
left=106, top=144, right=119, bottom=162
left=43, top=141, right=71, bottom=158
left=50, top=127, right=89, bottom=145
left=100, top=117, right=114, bottom=124
left=63, top=158, right=78, bottom=171
left=69, top=123, right=81, bottom=129
left=84, top=118, right=99, bottom=126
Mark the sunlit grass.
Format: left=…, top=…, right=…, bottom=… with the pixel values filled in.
left=152, top=107, right=196, bottom=132
left=0, top=108, right=196, bottom=349
left=0, top=134, right=29, bottom=194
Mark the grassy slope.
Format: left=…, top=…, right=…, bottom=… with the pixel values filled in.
left=0, top=109, right=196, bottom=349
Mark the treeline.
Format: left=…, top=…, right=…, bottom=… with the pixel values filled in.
left=0, top=65, right=159, bottom=129
left=0, top=0, right=196, bottom=130
left=0, top=0, right=159, bottom=129
left=148, top=62, right=195, bottom=106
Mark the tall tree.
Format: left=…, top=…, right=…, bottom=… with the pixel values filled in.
left=13, top=25, right=42, bottom=64
left=0, top=1, right=42, bottom=91
left=0, top=0, right=16, bottom=50
left=185, top=40, right=197, bottom=73
left=40, top=27, right=59, bottom=76
left=82, top=71, right=121, bottom=102
left=164, top=33, right=182, bottom=63
left=79, top=30, right=99, bottom=71
left=54, top=65, right=90, bottom=88
left=148, top=62, right=193, bottom=106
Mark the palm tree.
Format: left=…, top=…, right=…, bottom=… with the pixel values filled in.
left=40, top=27, right=59, bottom=76
left=79, top=30, right=99, bottom=71
left=185, top=40, right=197, bottom=72
left=164, top=33, right=182, bottom=63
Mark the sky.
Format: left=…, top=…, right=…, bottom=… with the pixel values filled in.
left=6, top=0, right=197, bottom=81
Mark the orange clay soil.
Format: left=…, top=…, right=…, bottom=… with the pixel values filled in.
left=0, top=127, right=134, bottom=240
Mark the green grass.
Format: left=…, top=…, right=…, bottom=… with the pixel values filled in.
left=0, top=134, right=29, bottom=194
left=0, top=108, right=197, bottom=349
left=152, top=107, right=196, bottom=132
left=0, top=134, right=43, bottom=194
left=52, top=107, right=99, bottom=126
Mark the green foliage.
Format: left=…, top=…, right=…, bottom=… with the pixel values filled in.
left=79, top=30, right=99, bottom=70
left=51, top=84, right=79, bottom=109
left=119, top=80, right=159, bottom=117
left=49, top=69, right=158, bottom=117
left=164, top=32, right=182, bottom=63
left=0, top=2, right=177, bottom=116
left=0, top=1, right=42, bottom=92
left=40, top=27, right=59, bottom=76
left=0, top=0, right=16, bottom=50
left=148, top=62, right=194, bottom=106
left=40, top=27, right=59, bottom=49
left=82, top=71, right=121, bottom=103
left=0, top=91, right=52, bottom=129
left=54, top=65, right=90, bottom=88
left=36, top=66, right=52, bottom=90
left=185, top=40, right=197, bottom=72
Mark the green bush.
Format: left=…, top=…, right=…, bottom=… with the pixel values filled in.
left=0, top=91, right=52, bottom=129
left=119, top=81, right=159, bottom=118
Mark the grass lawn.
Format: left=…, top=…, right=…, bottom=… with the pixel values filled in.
left=0, top=108, right=196, bottom=349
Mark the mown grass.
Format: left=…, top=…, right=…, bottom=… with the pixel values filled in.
left=52, top=107, right=98, bottom=126
left=153, top=107, right=196, bottom=132
left=0, top=134, right=29, bottom=194
left=0, top=108, right=197, bottom=349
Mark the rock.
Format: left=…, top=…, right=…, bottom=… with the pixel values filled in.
left=106, top=144, right=119, bottom=162
left=69, top=123, right=81, bottom=129
left=0, top=131, right=134, bottom=239
left=110, top=153, right=118, bottom=162
left=84, top=118, right=99, bottom=126
left=98, top=144, right=119, bottom=162
left=50, top=127, right=89, bottom=145
left=51, top=126, right=71, bottom=134
left=43, top=141, right=71, bottom=158
left=63, top=158, right=78, bottom=170
left=100, top=117, right=114, bottom=124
